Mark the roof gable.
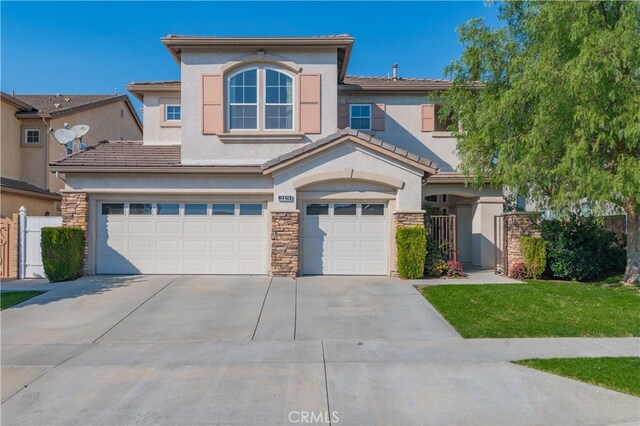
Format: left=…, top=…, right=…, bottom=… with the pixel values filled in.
left=261, top=128, right=438, bottom=175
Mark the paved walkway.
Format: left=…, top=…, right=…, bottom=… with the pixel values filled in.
left=408, top=267, right=523, bottom=285
left=1, top=275, right=638, bottom=425
left=1, top=278, right=62, bottom=292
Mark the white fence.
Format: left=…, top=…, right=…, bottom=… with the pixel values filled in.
left=19, top=207, right=62, bottom=278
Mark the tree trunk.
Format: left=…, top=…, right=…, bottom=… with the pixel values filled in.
left=623, top=207, right=640, bottom=284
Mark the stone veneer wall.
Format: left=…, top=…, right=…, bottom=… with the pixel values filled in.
left=61, top=193, right=89, bottom=274
left=9, top=213, right=19, bottom=278
left=271, top=211, right=299, bottom=278
left=504, top=212, right=542, bottom=276
left=392, top=212, right=426, bottom=276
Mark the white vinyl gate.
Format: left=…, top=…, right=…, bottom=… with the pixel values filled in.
left=20, top=211, right=62, bottom=278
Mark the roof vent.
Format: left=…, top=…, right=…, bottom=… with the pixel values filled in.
left=392, top=63, right=398, bottom=81
left=54, top=103, right=61, bottom=108
left=64, top=97, right=71, bottom=102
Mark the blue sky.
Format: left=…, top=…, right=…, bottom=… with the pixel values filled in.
left=1, top=1, right=499, bottom=111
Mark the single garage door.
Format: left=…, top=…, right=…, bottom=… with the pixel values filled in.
left=96, top=202, right=267, bottom=274
left=302, top=202, right=388, bottom=275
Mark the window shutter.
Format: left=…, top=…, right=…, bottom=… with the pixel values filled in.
left=338, top=104, right=349, bottom=129
left=299, top=74, right=321, bottom=134
left=372, top=103, right=386, bottom=131
left=421, top=104, right=435, bottom=132
left=202, top=74, right=223, bottom=134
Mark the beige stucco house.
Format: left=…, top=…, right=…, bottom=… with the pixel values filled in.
left=51, top=35, right=503, bottom=277
left=0, top=92, right=142, bottom=217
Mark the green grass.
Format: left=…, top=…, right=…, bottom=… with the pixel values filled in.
left=515, top=357, right=640, bottom=397
left=421, top=275, right=640, bottom=338
left=1, top=291, right=44, bottom=310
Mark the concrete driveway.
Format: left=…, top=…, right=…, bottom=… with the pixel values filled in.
left=2, top=275, right=638, bottom=425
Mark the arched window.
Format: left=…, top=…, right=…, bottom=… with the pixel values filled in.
left=229, top=69, right=258, bottom=130
left=227, top=66, right=294, bottom=131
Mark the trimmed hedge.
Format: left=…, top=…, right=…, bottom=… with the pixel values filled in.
left=396, top=226, right=427, bottom=279
left=41, top=227, right=84, bottom=282
left=520, top=236, right=547, bottom=279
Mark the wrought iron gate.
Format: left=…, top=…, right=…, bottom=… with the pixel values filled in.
left=428, top=215, right=457, bottom=261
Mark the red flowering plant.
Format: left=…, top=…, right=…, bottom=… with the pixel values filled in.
left=446, top=260, right=465, bottom=277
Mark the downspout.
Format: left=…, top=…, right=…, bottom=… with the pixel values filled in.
left=41, top=116, right=51, bottom=191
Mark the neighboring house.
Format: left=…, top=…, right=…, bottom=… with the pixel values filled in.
left=50, top=35, right=503, bottom=277
left=0, top=92, right=142, bottom=217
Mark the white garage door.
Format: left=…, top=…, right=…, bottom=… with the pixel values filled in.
left=302, top=202, right=388, bottom=275
left=96, top=202, right=267, bottom=274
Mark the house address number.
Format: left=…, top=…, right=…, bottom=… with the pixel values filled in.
left=278, top=195, right=294, bottom=202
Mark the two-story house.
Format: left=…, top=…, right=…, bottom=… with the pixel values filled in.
left=1, top=92, right=142, bottom=217
left=50, top=35, right=503, bottom=277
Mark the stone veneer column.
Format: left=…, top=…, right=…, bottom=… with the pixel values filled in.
left=504, top=212, right=542, bottom=276
left=270, top=211, right=299, bottom=278
left=61, top=193, right=89, bottom=275
left=392, top=211, right=426, bottom=276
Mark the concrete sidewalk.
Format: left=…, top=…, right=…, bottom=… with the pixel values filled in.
left=1, top=278, right=61, bottom=292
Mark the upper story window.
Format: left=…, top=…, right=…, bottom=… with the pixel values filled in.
left=24, top=129, right=40, bottom=144
left=228, top=67, right=294, bottom=131
left=165, top=105, right=181, bottom=121
left=350, top=104, right=371, bottom=130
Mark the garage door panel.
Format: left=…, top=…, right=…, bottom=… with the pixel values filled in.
left=333, top=258, right=358, bottom=274
left=332, top=221, right=358, bottom=235
left=360, top=221, right=386, bottom=234
left=360, top=240, right=386, bottom=253
left=128, top=239, right=154, bottom=254
left=360, top=259, right=387, bottom=274
left=331, top=239, right=358, bottom=253
left=183, top=221, right=210, bottom=235
left=96, top=202, right=267, bottom=275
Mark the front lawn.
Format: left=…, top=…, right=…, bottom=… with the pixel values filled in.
left=515, top=357, right=640, bottom=397
left=421, top=276, right=640, bottom=338
left=1, top=291, right=43, bottom=310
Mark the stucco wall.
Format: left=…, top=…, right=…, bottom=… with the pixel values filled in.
left=1, top=100, right=22, bottom=180
left=179, top=48, right=339, bottom=165
left=271, top=142, right=424, bottom=211
left=0, top=192, right=58, bottom=217
left=339, top=93, right=459, bottom=172
left=141, top=93, right=182, bottom=145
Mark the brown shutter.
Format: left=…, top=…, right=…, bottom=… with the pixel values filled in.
left=337, top=104, right=349, bottom=129
left=202, top=74, right=223, bottom=134
left=372, top=103, right=386, bottom=131
left=421, top=104, right=435, bottom=132
left=299, top=74, right=321, bottom=134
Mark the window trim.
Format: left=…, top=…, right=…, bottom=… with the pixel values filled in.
left=21, top=127, right=44, bottom=146
left=227, top=68, right=259, bottom=131
left=226, top=65, right=296, bottom=133
left=160, top=98, right=181, bottom=128
left=349, top=104, right=372, bottom=131
left=262, top=67, right=295, bottom=132
left=165, top=104, right=182, bottom=122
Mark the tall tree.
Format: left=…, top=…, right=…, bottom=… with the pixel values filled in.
left=442, top=1, right=640, bottom=283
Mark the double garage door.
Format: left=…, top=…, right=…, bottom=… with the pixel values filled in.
left=96, top=202, right=268, bottom=274
left=96, top=201, right=389, bottom=275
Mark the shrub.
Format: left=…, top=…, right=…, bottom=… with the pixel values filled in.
left=396, top=226, right=427, bottom=279
left=425, top=239, right=447, bottom=276
left=541, top=214, right=626, bottom=281
left=519, top=236, right=547, bottom=279
left=429, top=260, right=449, bottom=277
left=510, top=262, right=528, bottom=279
left=446, top=260, right=465, bottom=277
left=41, top=227, right=84, bottom=282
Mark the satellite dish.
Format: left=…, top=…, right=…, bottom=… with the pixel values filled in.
left=70, top=124, right=90, bottom=138
left=53, top=128, right=76, bottom=145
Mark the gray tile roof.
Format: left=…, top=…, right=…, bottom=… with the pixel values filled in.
left=341, top=76, right=453, bottom=90
left=261, top=128, right=438, bottom=172
left=0, top=177, right=59, bottom=197
left=13, top=94, right=126, bottom=115
left=50, top=141, right=181, bottom=168
left=49, top=140, right=260, bottom=172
